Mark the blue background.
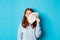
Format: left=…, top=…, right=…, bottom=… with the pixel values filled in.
left=0, top=0, right=60, bottom=40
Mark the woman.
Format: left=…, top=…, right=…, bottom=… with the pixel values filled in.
left=17, top=8, right=41, bottom=40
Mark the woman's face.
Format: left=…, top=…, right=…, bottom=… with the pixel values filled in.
left=25, top=10, right=32, bottom=18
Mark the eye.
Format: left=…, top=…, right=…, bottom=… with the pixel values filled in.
left=27, top=13, right=28, bottom=14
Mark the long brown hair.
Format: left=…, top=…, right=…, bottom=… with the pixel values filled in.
left=22, top=8, right=37, bottom=29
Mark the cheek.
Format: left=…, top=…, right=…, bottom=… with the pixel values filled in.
left=25, top=14, right=29, bottom=17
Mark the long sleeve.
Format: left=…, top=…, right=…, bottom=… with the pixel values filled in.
left=17, top=23, right=23, bottom=40
left=35, top=23, right=41, bottom=38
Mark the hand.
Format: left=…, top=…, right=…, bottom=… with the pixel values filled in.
left=35, top=17, right=40, bottom=23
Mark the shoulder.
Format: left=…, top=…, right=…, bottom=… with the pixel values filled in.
left=19, top=22, right=22, bottom=26
left=18, top=22, right=23, bottom=29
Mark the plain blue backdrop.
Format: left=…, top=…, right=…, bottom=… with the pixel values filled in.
left=0, top=0, right=60, bottom=40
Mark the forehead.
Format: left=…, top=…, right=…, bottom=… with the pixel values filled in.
left=26, top=10, right=32, bottom=13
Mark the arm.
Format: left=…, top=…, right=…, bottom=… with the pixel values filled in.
left=35, top=23, right=41, bottom=38
left=17, top=23, right=23, bottom=40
